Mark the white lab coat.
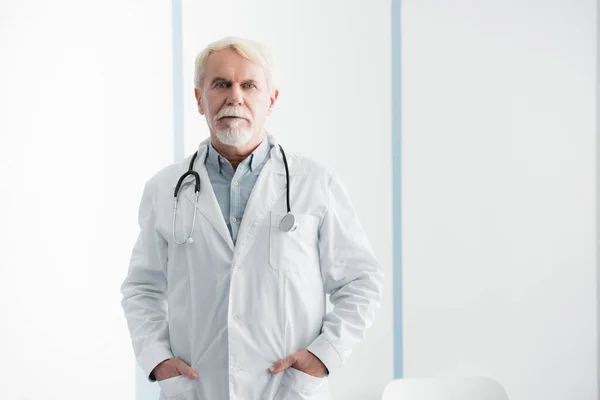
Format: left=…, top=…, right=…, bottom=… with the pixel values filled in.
left=120, top=134, right=383, bottom=400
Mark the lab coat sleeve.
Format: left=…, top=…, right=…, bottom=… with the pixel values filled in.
left=306, top=171, right=384, bottom=375
left=120, top=180, right=173, bottom=382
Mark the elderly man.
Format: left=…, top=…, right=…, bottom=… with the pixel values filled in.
left=120, top=36, right=383, bottom=400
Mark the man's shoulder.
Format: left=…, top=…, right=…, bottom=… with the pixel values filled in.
left=284, top=149, right=335, bottom=182
left=144, top=156, right=191, bottom=191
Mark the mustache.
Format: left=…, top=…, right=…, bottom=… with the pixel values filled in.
left=214, top=107, right=252, bottom=121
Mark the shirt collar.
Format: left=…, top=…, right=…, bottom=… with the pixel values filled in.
left=206, top=141, right=224, bottom=173
left=206, top=137, right=270, bottom=173
left=248, top=137, right=270, bottom=171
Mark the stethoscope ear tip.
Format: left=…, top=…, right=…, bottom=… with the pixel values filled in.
left=186, top=237, right=194, bottom=244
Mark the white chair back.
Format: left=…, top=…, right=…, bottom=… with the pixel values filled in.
left=382, top=377, right=509, bottom=400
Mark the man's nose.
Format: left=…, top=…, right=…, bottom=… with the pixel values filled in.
left=227, top=84, right=244, bottom=106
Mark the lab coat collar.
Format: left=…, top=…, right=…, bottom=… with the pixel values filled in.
left=266, top=134, right=307, bottom=176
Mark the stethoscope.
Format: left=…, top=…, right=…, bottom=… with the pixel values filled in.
left=172, top=144, right=297, bottom=245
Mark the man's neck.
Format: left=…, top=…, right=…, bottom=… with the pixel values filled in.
left=211, top=133, right=266, bottom=170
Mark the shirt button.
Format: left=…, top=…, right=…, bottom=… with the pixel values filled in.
left=232, top=217, right=237, bottom=223
left=233, top=180, right=239, bottom=187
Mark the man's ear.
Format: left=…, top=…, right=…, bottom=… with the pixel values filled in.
left=194, top=88, right=205, bottom=115
left=268, top=89, right=279, bottom=115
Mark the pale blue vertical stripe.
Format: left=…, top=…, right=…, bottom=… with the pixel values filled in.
left=596, top=0, right=600, bottom=396
left=172, top=0, right=185, bottom=162
left=392, top=0, right=403, bottom=379
left=135, top=1, right=184, bottom=399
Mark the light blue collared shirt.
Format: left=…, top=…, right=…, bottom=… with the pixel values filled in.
left=205, top=138, right=271, bottom=244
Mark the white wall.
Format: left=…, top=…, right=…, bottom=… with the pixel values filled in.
left=402, top=1, right=598, bottom=400
left=0, top=1, right=173, bottom=399
left=179, top=0, right=394, bottom=398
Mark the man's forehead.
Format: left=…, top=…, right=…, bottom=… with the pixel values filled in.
left=205, top=49, right=265, bottom=81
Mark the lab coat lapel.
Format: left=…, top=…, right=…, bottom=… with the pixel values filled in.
left=233, top=157, right=286, bottom=262
left=181, top=145, right=235, bottom=252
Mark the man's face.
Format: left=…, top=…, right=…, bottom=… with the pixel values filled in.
left=194, top=48, right=278, bottom=148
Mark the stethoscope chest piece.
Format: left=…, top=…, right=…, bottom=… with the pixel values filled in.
left=280, top=212, right=298, bottom=232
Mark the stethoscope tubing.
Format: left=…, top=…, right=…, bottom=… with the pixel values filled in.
left=172, top=144, right=294, bottom=245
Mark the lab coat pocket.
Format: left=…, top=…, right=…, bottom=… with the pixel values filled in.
left=274, top=367, right=328, bottom=399
left=157, top=375, right=196, bottom=399
left=269, top=212, right=320, bottom=273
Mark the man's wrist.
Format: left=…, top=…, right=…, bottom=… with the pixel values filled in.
left=307, top=349, right=329, bottom=375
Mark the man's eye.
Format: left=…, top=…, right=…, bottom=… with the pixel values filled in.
left=243, top=83, right=256, bottom=89
left=215, top=82, right=229, bottom=88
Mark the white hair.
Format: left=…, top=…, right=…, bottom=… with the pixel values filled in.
left=194, top=36, right=279, bottom=91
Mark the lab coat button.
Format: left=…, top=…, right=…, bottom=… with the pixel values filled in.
left=233, top=314, right=240, bottom=321
left=234, top=366, right=241, bottom=373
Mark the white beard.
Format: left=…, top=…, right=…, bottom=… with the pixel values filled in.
left=214, top=119, right=253, bottom=147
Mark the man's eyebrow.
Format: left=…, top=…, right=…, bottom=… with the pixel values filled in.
left=210, top=77, right=259, bottom=86
left=210, top=77, right=230, bottom=85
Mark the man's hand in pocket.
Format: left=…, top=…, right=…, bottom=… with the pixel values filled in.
left=151, top=358, right=199, bottom=382
left=269, top=350, right=328, bottom=378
